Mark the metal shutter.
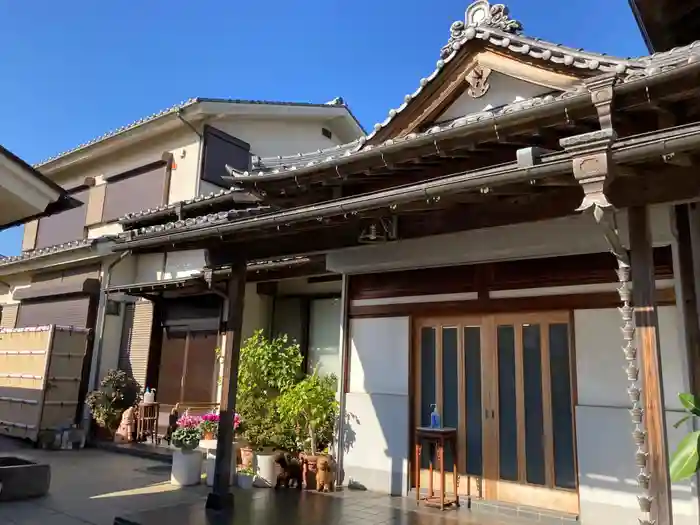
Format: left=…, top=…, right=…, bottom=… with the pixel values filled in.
left=102, top=164, right=167, bottom=222
left=16, top=297, right=91, bottom=328
left=0, top=304, right=18, bottom=329
left=119, top=300, right=154, bottom=389
left=35, top=189, right=89, bottom=249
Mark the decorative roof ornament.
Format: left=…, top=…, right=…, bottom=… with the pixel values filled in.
left=440, top=1, right=523, bottom=59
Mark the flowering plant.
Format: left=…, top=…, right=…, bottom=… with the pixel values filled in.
left=171, top=414, right=202, bottom=451
left=199, top=411, right=242, bottom=437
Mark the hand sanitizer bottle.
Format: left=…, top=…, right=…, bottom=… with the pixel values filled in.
left=430, top=404, right=441, bottom=429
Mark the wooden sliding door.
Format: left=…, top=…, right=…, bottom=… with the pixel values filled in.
left=413, top=312, right=578, bottom=515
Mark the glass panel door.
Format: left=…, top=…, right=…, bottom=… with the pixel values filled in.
left=488, top=313, right=579, bottom=515
left=413, top=317, right=486, bottom=497
left=413, top=312, right=578, bottom=515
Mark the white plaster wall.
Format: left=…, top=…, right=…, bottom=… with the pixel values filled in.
left=0, top=275, right=31, bottom=305
left=437, top=72, right=549, bottom=123
left=97, top=305, right=126, bottom=383
left=574, top=307, right=698, bottom=525
left=327, top=206, right=673, bottom=274
left=344, top=317, right=410, bottom=495
left=241, top=283, right=271, bottom=342
left=210, top=118, right=344, bottom=158
left=134, top=253, right=165, bottom=283
left=163, top=250, right=206, bottom=280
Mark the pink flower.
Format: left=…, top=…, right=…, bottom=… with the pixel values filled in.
left=201, top=412, right=220, bottom=423
left=176, top=414, right=202, bottom=429
left=234, top=413, right=241, bottom=430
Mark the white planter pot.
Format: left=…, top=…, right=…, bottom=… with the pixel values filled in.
left=204, top=444, right=237, bottom=488
left=254, top=452, right=276, bottom=488
left=171, top=449, right=203, bottom=486
left=237, top=473, right=254, bottom=489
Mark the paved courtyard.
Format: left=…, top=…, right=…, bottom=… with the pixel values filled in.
left=1, top=437, right=555, bottom=525
left=0, top=437, right=208, bottom=525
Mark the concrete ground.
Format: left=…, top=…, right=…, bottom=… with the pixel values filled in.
left=0, top=437, right=208, bottom=525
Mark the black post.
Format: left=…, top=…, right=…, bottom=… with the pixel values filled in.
left=206, top=259, right=247, bottom=512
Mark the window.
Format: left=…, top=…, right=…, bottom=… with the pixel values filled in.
left=35, top=189, right=88, bottom=248
left=200, top=126, right=251, bottom=188
left=307, top=298, right=341, bottom=379
left=271, top=296, right=342, bottom=380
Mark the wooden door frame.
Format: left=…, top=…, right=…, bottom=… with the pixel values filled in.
left=410, top=310, right=580, bottom=515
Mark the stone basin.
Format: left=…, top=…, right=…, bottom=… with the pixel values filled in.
left=0, top=456, right=51, bottom=501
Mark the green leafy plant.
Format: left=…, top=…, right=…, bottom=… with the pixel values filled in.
left=277, top=369, right=339, bottom=455
left=670, top=393, right=700, bottom=482
left=86, top=369, right=141, bottom=430
left=236, top=330, right=304, bottom=450
left=237, top=466, right=256, bottom=476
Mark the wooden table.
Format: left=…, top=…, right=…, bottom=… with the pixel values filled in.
left=136, top=402, right=160, bottom=443
left=415, top=426, right=459, bottom=510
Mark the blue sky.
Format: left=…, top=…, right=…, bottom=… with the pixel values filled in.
left=0, top=0, right=646, bottom=255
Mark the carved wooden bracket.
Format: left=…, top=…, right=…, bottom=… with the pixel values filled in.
left=584, top=72, right=619, bottom=132
left=465, top=65, right=492, bottom=98
left=560, top=128, right=617, bottom=212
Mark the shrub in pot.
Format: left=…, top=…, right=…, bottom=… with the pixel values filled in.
left=277, top=369, right=339, bottom=488
left=236, top=330, right=303, bottom=473
left=86, top=369, right=141, bottom=439
left=170, top=414, right=203, bottom=486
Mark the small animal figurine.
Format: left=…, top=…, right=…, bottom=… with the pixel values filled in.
left=274, top=451, right=303, bottom=490
left=114, top=406, right=136, bottom=443
left=316, top=455, right=336, bottom=493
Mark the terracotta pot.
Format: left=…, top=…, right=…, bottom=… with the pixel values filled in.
left=203, top=432, right=215, bottom=441
left=240, top=446, right=254, bottom=469
left=303, top=454, right=319, bottom=490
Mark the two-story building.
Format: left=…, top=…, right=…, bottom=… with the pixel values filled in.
left=0, top=97, right=364, bottom=419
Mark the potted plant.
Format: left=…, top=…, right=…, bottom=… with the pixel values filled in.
left=277, top=369, right=339, bottom=489
left=170, top=414, right=203, bottom=486
left=199, top=411, right=241, bottom=441
left=86, top=369, right=140, bottom=440
left=236, top=330, right=303, bottom=483
left=236, top=466, right=256, bottom=489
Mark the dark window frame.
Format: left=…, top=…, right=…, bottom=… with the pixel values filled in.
left=199, top=125, right=251, bottom=189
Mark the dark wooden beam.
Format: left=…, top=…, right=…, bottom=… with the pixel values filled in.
left=628, top=205, right=673, bottom=525
left=207, top=259, right=247, bottom=512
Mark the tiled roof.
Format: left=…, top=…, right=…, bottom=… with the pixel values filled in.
left=224, top=1, right=700, bottom=181
left=119, top=186, right=258, bottom=224
left=34, top=97, right=358, bottom=168
left=126, top=206, right=273, bottom=238
left=0, top=238, right=96, bottom=267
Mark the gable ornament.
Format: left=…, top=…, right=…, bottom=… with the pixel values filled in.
left=441, top=2, right=523, bottom=58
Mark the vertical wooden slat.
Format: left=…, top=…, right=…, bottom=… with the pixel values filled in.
left=514, top=322, right=526, bottom=483
left=119, top=300, right=154, bottom=390
left=482, top=315, right=498, bottom=500
left=629, top=206, right=673, bottom=525
left=540, top=323, right=555, bottom=488
left=567, top=312, right=580, bottom=490
left=436, top=323, right=444, bottom=418
left=457, top=321, right=467, bottom=475
left=179, top=331, right=191, bottom=403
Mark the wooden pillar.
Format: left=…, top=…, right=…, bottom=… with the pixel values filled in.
left=629, top=206, right=674, bottom=525
left=674, top=204, right=700, bottom=396
left=206, top=259, right=247, bottom=512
